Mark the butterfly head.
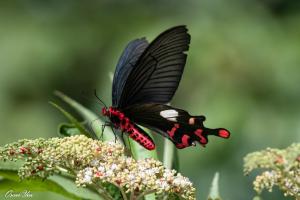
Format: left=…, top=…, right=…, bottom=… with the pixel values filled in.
left=102, top=107, right=108, bottom=116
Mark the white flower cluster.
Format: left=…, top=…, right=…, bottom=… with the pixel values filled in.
left=0, top=135, right=195, bottom=200
left=244, top=143, right=300, bottom=198
left=76, top=156, right=195, bottom=200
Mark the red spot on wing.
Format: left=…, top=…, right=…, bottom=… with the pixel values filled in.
left=188, top=117, right=195, bottom=125
left=175, top=134, right=192, bottom=149
left=218, top=129, right=230, bottom=138
left=181, top=134, right=190, bottom=147
left=167, top=123, right=180, bottom=138
left=176, top=144, right=185, bottom=149
left=194, top=129, right=207, bottom=144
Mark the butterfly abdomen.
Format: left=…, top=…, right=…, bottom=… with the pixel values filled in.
left=102, top=107, right=155, bottom=150
left=127, top=124, right=155, bottom=150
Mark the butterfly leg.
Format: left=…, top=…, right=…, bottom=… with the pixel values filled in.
left=120, top=131, right=129, bottom=150
left=100, top=123, right=106, bottom=139
left=108, top=126, right=118, bottom=143
left=98, top=121, right=110, bottom=139
left=87, top=118, right=105, bottom=139
left=121, top=131, right=126, bottom=143
left=102, top=121, right=112, bottom=134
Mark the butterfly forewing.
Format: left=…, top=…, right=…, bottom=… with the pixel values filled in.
left=112, top=38, right=148, bottom=107
left=117, top=26, right=190, bottom=108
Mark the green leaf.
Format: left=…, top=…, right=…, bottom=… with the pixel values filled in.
left=101, top=182, right=122, bottom=200
left=253, top=196, right=262, bottom=200
left=54, top=91, right=116, bottom=142
left=49, top=174, right=101, bottom=200
left=0, top=169, right=84, bottom=200
left=144, top=193, right=156, bottom=200
left=49, top=101, right=91, bottom=138
left=0, top=160, right=23, bottom=171
left=58, top=123, right=81, bottom=137
left=207, top=172, right=222, bottom=200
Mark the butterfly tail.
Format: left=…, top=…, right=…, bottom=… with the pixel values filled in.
left=192, top=127, right=230, bottom=147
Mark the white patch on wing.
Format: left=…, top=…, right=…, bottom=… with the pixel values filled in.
left=168, top=117, right=177, bottom=122
left=160, top=110, right=178, bottom=122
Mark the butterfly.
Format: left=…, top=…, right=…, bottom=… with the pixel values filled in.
left=101, top=25, right=230, bottom=150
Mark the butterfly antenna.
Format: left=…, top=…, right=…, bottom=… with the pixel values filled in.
left=94, top=89, right=108, bottom=108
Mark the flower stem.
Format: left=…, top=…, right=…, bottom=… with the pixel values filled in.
left=92, top=183, right=114, bottom=200
left=118, top=186, right=128, bottom=200
left=111, top=182, right=128, bottom=200
left=136, top=189, right=157, bottom=200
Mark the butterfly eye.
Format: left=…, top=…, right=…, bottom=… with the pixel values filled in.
left=119, top=113, right=125, bottom=120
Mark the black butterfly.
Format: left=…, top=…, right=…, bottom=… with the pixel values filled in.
left=102, top=26, right=230, bottom=150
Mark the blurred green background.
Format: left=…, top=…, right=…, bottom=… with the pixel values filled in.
left=1, top=0, right=300, bottom=199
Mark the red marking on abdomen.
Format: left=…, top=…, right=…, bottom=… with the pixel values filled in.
left=218, top=129, right=230, bottom=138
left=128, top=126, right=155, bottom=150
left=102, top=107, right=155, bottom=150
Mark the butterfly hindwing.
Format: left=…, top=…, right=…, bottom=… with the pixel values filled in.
left=117, top=26, right=190, bottom=108
left=122, top=104, right=230, bottom=148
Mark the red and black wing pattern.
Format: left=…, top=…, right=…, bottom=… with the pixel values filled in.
left=112, top=38, right=149, bottom=107
left=122, top=104, right=230, bottom=149
left=117, top=26, right=190, bottom=108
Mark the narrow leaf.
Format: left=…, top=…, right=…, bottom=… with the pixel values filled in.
left=58, top=123, right=81, bottom=137
left=49, top=101, right=91, bottom=138
left=50, top=174, right=101, bottom=200
left=0, top=170, right=84, bottom=200
left=207, top=172, right=221, bottom=200
left=53, top=91, right=116, bottom=142
left=163, top=138, right=179, bottom=170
